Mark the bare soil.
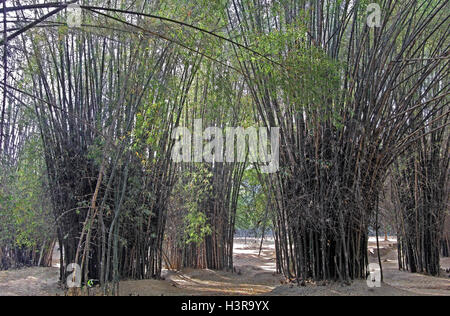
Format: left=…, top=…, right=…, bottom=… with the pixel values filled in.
left=0, top=237, right=448, bottom=296
left=273, top=238, right=449, bottom=296
left=0, top=267, right=62, bottom=296
left=119, top=239, right=284, bottom=296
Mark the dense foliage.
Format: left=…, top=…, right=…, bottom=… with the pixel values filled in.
left=0, top=0, right=448, bottom=292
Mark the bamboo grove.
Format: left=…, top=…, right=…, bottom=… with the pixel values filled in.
left=0, top=0, right=449, bottom=292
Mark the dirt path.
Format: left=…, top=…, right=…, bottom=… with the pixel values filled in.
left=273, top=239, right=449, bottom=296
left=120, top=238, right=283, bottom=296
left=373, top=241, right=450, bottom=296
left=0, top=238, right=448, bottom=296
left=0, top=267, right=62, bottom=296
left=120, top=238, right=449, bottom=296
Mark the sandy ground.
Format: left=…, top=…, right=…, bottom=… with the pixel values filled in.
left=273, top=238, right=449, bottom=296
left=119, top=239, right=284, bottom=296
left=372, top=242, right=450, bottom=296
left=0, top=237, right=448, bottom=296
left=0, top=267, right=62, bottom=296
